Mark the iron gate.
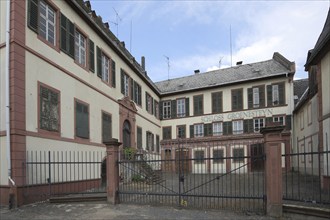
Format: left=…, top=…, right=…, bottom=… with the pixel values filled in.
left=118, top=141, right=265, bottom=213
left=23, top=150, right=106, bottom=203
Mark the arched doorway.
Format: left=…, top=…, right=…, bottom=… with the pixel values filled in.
left=123, top=120, right=131, bottom=148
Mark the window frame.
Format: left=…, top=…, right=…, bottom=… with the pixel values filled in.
left=39, top=0, right=56, bottom=46
left=177, top=98, right=186, bottom=117
left=212, top=122, right=223, bottom=136
left=74, top=28, right=87, bottom=68
left=273, top=115, right=285, bottom=126
left=213, top=148, right=224, bottom=164
left=177, top=125, right=186, bottom=139
left=38, top=82, right=61, bottom=135
left=162, top=126, right=172, bottom=140
left=253, top=87, right=260, bottom=108
left=194, top=150, right=205, bottom=164
left=253, top=118, right=265, bottom=133
left=232, top=120, right=243, bottom=135
left=194, top=124, right=204, bottom=137
left=163, top=100, right=171, bottom=119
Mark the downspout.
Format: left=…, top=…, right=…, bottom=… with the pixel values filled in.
left=5, top=0, right=15, bottom=186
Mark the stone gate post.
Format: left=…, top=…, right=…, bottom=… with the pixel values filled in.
left=261, top=125, right=285, bottom=217
left=104, top=138, right=122, bottom=204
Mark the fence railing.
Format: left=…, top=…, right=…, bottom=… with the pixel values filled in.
left=24, top=150, right=106, bottom=201
left=282, top=133, right=330, bottom=207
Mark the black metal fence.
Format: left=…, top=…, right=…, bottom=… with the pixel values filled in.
left=282, top=133, right=330, bottom=207
left=118, top=140, right=265, bottom=213
left=24, top=150, right=106, bottom=202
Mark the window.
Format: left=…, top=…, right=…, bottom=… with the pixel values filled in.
left=232, top=89, right=243, bottom=111
left=102, top=112, right=112, bottom=143
left=194, top=124, right=204, bottom=137
left=177, top=99, right=186, bottom=117
left=137, top=127, right=142, bottom=149
left=177, top=125, right=186, bottom=139
left=213, top=149, right=224, bottom=164
left=267, top=82, right=285, bottom=106
left=163, top=127, right=172, bottom=140
left=253, top=118, right=265, bottom=132
left=101, top=54, right=110, bottom=82
left=233, top=148, right=244, bottom=163
left=193, top=95, right=203, bottom=116
left=300, top=111, right=304, bottom=130
left=307, top=103, right=312, bottom=125
left=39, top=85, right=60, bottom=132
left=121, top=70, right=130, bottom=96
left=273, top=116, right=285, bottom=125
left=146, top=131, right=154, bottom=151
left=133, top=81, right=142, bottom=105
left=146, top=93, right=153, bottom=114
left=212, top=92, right=223, bottom=113
left=194, top=150, right=205, bottom=164
left=163, top=101, right=171, bottom=119
left=75, top=30, right=86, bottom=66
left=28, top=0, right=57, bottom=46
left=253, top=87, right=259, bottom=108
left=75, top=100, right=89, bottom=139
left=213, top=122, right=223, bottom=136
left=232, top=120, right=243, bottom=135
left=39, top=0, right=56, bottom=45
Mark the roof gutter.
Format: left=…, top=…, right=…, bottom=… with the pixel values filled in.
left=5, top=0, right=15, bottom=186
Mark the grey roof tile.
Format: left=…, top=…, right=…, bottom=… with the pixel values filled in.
left=155, top=53, right=294, bottom=94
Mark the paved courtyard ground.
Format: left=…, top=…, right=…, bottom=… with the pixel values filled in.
left=0, top=201, right=327, bottom=220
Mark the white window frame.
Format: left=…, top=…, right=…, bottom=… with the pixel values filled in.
left=212, top=122, right=223, bottom=136
left=253, top=118, right=265, bottom=132
left=123, top=73, right=129, bottom=96
left=273, top=115, right=285, bottom=125
left=39, top=0, right=56, bottom=45
left=232, top=120, right=243, bottom=135
left=75, top=30, right=86, bottom=66
left=101, top=54, right=109, bottom=83
left=177, top=98, right=186, bottom=117
left=253, top=87, right=259, bottom=108
left=163, top=101, right=171, bottom=119
left=194, top=124, right=204, bottom=137
left=272, top=84, right=279, bottom=105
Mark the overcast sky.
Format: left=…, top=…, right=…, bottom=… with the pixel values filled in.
left=89, top=0, right=329, bottom=82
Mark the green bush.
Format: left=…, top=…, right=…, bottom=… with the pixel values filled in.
left=131, top=174, right=144, bottom=182
left=123, top=147, right=136, bottom=160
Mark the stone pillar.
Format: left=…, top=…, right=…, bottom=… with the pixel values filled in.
left=261, top=125, right=285, bottom=217
left=104, top=139, right=122, bottom=204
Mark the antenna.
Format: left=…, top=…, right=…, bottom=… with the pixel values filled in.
left=230, top=25, right=232, bottom=67
left=130, top=20, right=132, bottom=53
left=219, top=56, right=223, bottom=69
left=164, top=55, right=170, bottom=80
left=111, top=7, right=122, bottom=37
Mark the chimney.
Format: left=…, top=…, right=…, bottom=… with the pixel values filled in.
left=120, top=41, right=125, bottom=48
left=141, top=56, right=145, bottom=71
left=236, top=61, right=243, bottom=65
left=194, top=69, right=200, bottom=75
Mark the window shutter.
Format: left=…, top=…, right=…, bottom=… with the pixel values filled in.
left=102, top=113, right=112, bottom=143
left=286, top=115, right=292, bottom=130
left=266, top=117, right=272, bottom=126
left=259, top=85, right=265, bottom=107
left=151, top=97, right=154, bottom=115
left=89, top=39, right=95, bottom=72
left=243, top=119, right=253, bottom=133
left=212, top=93, right=217, bottom=113
left=68, top=21, right=75, bottom=58
left=138, top=85, right=142, bottom=105
left=248, top=88, right=253, bottom=109
left=111, top=60, right=116, bottom=87
left=137, top=127, right=142, bottom=149
left=159, top=101, right=163, bottom=120
left=145, top=92, right=148, bottom=110
left=60, top=13, right=74, bottom=58
left=171, top=100, right=176, bottom=118
left=130, top=78, right=134, bottom=100
left=156, top=135, right=160, bottom=153
left=28, top=0, right=39, bottom=33
left=146, top=132, right=149, bottom=151
left=60, top=13, right=68, bottom=53
left=279, top=82, right=285, bottom=105
left=185, top=98, right=190, bottom=117
left=204, top=123, right=212, bottom=137
left=219, top=92, right=223, bottom=113
left=96, top=47, right=102, bottom=78
left=238, top=89, right=243, bottom=110
left=190, top=125, right=194, bottom=138
left=76, top=103, right=89, bottom=139
left=267, top=85, right=272, bottom=107
left=120, top=70, right=125, bottom=94
left=223, top=121, right=232, bottom=135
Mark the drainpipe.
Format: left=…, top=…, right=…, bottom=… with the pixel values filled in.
left=5, top=0, right=14, bottom=187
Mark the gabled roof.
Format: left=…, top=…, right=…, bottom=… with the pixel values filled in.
left=155, top=52, right=295, bottom=95
left=293, top=78, right=309, bottom=107
left=305, top=8, right=330, bottom=68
